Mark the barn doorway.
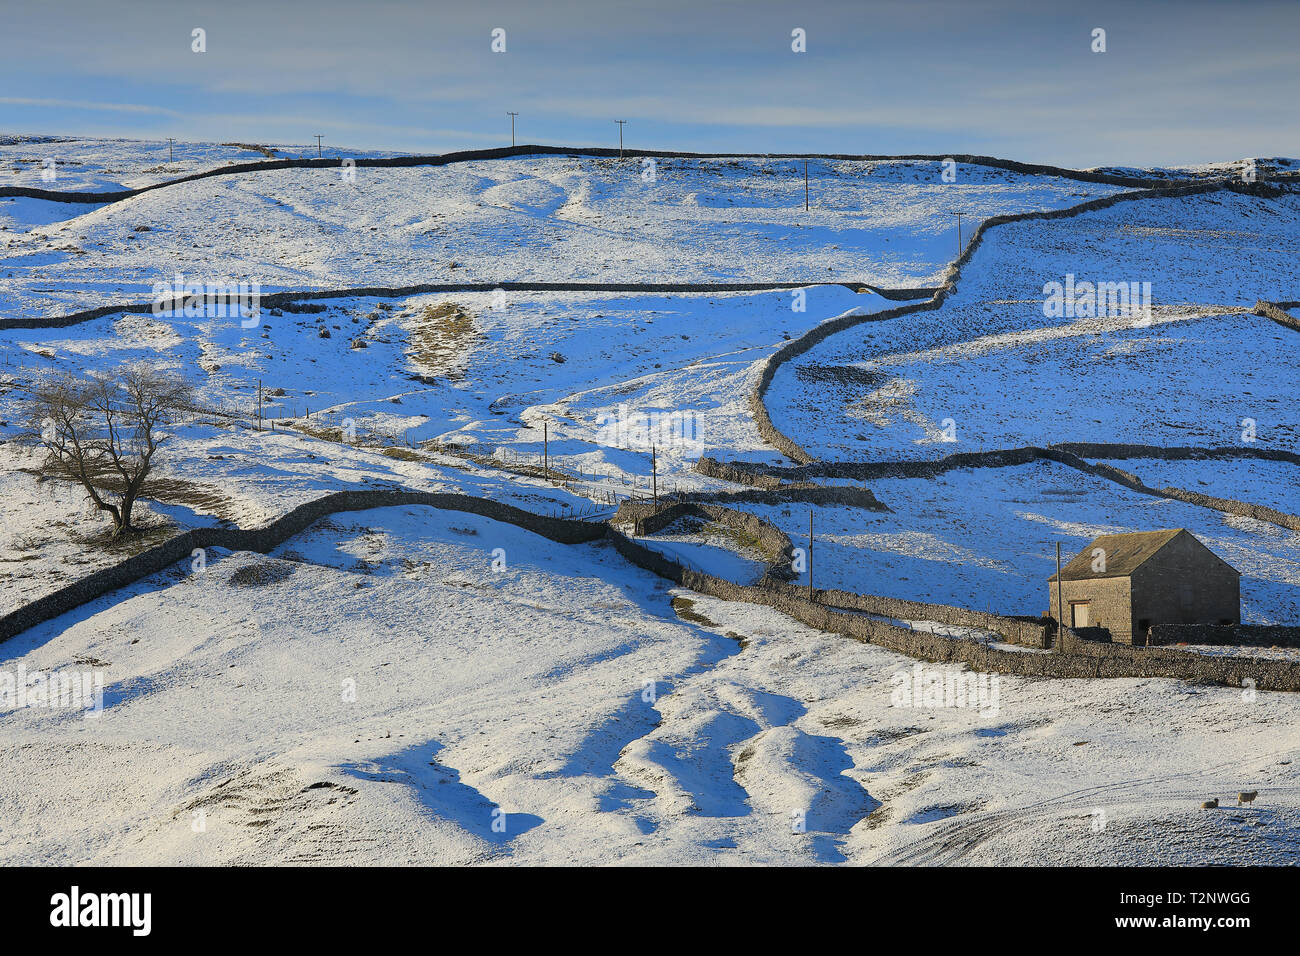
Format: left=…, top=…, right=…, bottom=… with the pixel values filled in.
left=1070, top=602, right=1091, bottom=628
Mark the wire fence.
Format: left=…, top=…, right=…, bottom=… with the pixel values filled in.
left=197, top=397, right=687, bottom=518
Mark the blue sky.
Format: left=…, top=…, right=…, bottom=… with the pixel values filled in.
left=2, top=0, right=1297, bottom=167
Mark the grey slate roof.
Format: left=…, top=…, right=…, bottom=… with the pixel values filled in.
left=1048, top=528, right=1186, bottom=582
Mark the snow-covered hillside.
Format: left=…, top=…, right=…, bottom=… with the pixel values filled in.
left=3, top=507, right=1296, bottom=865
left=1, top=148, right=1121, bottom=316
left=767, top=189, right=1300, bottom=460
left=1, top=140, right=1297, bottom=866
left=745, top=462, right=1300, bottom=623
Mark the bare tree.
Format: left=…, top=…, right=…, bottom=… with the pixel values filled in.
left=31, top=365, right=193, bottom=538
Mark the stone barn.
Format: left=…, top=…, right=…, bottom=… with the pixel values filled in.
left=1047, top=529, right=1240, bottom=645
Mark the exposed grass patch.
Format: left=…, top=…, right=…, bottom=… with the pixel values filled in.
left=295, top=422, right=350, bottom=443
left=79, top=521, right=177, bottom=555
left=795, top=365, right=885, bottom=387
left=141, top=476, right=238, bottom=522
left=228, top=562, right=296, bottom=588
left=409, top=301, right=479, bottom=379
left=700, top=520, right=778, bottom=563
left=380, top=447, right=428, bottom=462
left=221, top=142, right=279, bottom=159
left=671, top=596, right=719, bottom=628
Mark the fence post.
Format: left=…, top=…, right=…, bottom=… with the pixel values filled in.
left=808, top=509, right=814, bottom=601
left=652, top=445, right=658, bottom=513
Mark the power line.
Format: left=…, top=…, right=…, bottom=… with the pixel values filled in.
left=950, top=211, right=965, bottom=255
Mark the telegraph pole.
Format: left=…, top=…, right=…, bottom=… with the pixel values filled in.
left=804, top=160, right=809, bottom=211
left=507, top=111, right=518, bottom=147
left=615, top=120, right=627, bottom=158
left=314, top=135, right=324, bottom=158
left=543, top=420, right=548, bottom=478
left=808, top=510, right=814, bottom=600
left=167, top=138, right=174, bottom=163
left=1055, top=541, right=1065, bottom=646
left=954, top=211, right=964, bottom=255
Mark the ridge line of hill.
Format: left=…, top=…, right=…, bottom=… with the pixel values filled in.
left=0, top=144, right=1217, bottom=205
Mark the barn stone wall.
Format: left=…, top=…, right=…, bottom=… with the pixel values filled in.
left=1049, top=577, right=1134, bottom=643
left=1130, top=534, right=1241, bottom=642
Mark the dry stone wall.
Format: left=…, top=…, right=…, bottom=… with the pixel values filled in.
left=4, top=487, right=1299, bottom=691
left=1148, top=623, right=1300, bottom=648
left=2, top=281, right=878, bottom=332
left=613, top=499, right=796, bottom=580
left=0, top=490, right=604, bottom=644
left=769, top=582, right=1051, bottom=649
left=747, top=181, right=1291, bottom=466
left=1254, top=300, right=1300, bottom=333
left=604, top=528, right=1300, bottom=691
left=680, top=481, right=888, bottom=510
left=697, top=444, right=1300, bottom=533
left=1, top=144, right=1192, bottom=208
left=616, top=496, right=1046, bottom=645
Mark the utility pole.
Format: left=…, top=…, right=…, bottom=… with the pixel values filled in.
left=314, top=135, right=323, bottom=158
left=808, top=510, right=814, bottom=601
left=804, top=160, right=809, bottom=211
left=1055, top=541, right=1064, bottom=647
left=167, top=138, right=174, bottom=163
left=955, top=212, right=964, bottom=255
left=615, top=120, right=627, bottom=158
left=651, top=445, right=658, bottom=513
left=257, top=378, right=262, bottom=431
left=507, top=111, right=518, bottom=147
left=543, top=420, right=548, bottom=478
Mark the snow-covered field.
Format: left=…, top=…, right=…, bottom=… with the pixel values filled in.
left=767, top=189, right=1300, bottom=461
left=792, top=308, right=1297, bottom=456
left=0, top=135, right=401, bottom=190
left=1, top=143, right=1122, bottom=316
left=1088, top=456, right=1300, bottom=518
left=0, top=284, right=882, bottom=612
left=746, top=461, right=1300, bottom=623
left=1, top=138, right=1297, bottom=866
left=2, top=507, right=1296, bottom=865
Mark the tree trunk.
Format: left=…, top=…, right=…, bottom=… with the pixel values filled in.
left=114, top=495, right=135, bottom=537
left=97, top=500, right=123, bottom=536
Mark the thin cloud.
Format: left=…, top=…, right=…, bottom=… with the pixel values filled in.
left=0, top=96, right=183, bottom=116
